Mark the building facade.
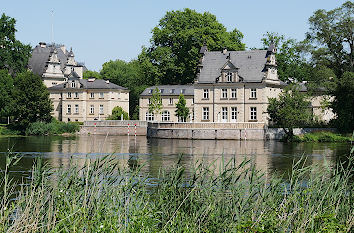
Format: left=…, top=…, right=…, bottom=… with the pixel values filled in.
left=140, top=44, right=286, bottom=124
left=49, top=78, right=129, bottom=122
left=139, top=85, right=194, bottom=122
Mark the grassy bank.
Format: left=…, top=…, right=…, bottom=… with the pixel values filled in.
left=0, top=125, right=20, bottom=136
left=293, top=131, right=353, bottom=143
left=25, top=121, right=80, bottom=136
left=1, top=153, right=353, bottom=232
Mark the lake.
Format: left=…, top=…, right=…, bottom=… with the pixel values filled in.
left=0, top=135, right=351, bottom=182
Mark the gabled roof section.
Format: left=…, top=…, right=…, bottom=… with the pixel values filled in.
left=197, top=50, right=268, bottom=83
left=221, top=60, right=238, bottom=71
left=68, top=71, right=79, bottom=79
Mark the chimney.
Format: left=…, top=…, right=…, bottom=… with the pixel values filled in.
left=105, top=80, right=110, bottom=84
left=39, top=42, right=47, bottom=48
left=222, top=48, right=227, bottom=55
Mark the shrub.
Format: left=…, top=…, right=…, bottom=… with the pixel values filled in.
left=25, top=121, right=80, bottom=135
left=0, top=126, right=20, bottom=135
left=293, top=131, right=353, bottom=142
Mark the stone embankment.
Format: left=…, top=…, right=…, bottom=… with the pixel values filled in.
left=79, top=120, right=147, bottom=136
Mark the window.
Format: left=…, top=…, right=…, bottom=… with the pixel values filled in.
left=90, top=105, right=94, bottom=114
left=149, top=89, right=153, bottom=94
left=145, top=112, right=154, bottom=121
left=75, top=104, right=79, bottom=114
left=161, top=111, right=170, bottom=122
left=74, top=92, right=79, bottom=98
left=170, top=89, right=175, bottom=94
left=203, top=89, right=209, bottom=99
left=67, top=92, right=72, bottom=98
left=250, top=107, right=257, bottom=120
left=169, top=98, right=173, bottom=105
left=231, top=89, right=237, bottom=99
left=90, top=92, right=95, bottom=99
left=203, top=107, right=209, bottom=120
left=250, top=88, right=257, bottom=99
left=52, top=82, right=57, bottom=85
left=227, top=72, right=232, bottom=82
left=222, top=107, right=228, bottom=121
left=192, top=98, right=194, bottom=104
left=71, top=82, right=76, bottom=88
left=99, top=105, right=104, bottom=114
left=67, top=104, right=71, bottom=114
left=221, top=89, right=228, bottom=99
left=99, top=92, right=104, bottom=99
left=181, top=89, right=185, bottom=94
left=231, top=107, right=237, bottom=122
left=148, top=98, right=151, bottom=105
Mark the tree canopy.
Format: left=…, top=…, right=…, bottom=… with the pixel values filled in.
left=107, top=106, right=129, bottom=120
left=11, top=71, right=53, bottom=131
left=148, top=87, right=162, bottom=117
left=267, top=86, right=312, bottom=141
left=0, top=13, right=31, bottom=74
left=83, top=70, right=102, bottom=79
left=0, top=69, right=15, bottom=119
left=140, top=8, right=245, bottom=85
left=175, top=94, right=189, bottom=122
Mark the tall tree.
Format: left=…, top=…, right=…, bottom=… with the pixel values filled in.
left=140, top=8, right=245, bottom=85
left=100, top=59, right=147, bottom=119
left=261, top=32, right=311, bottom=83
left=267, top=85, right=312, bottom=141
left=175, top=94, right=189, bottom=122
left=12, top=71, right=53, bottom=131
left=106, top=106, right=129, bottom=120
left=148, top=87, right=162, bottom=117
left=306, top=1, right=354, bottom=75
left=0, top=13, right=31, bottom=74
left=83, top=70, right=102, bottom=79
left=0, top=69, right=14, bottom=121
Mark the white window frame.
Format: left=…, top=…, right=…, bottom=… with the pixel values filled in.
left=90, top=92, right=95, bottom=99
left=250, top=88, right=257, bottom=99
left=202, top=107, right=209, bottom=120
left=75, top=92, right=79, bottom=98
left=99, top=92, right=104, bottom=99
left=221, top=89, right=228, bottom=99
left=227, top=72, right=232, bottom=82
left=71, top=82, right=76, bottom=88
left=75, top=104, right=79, bottom=114
left=67, top=92, right=72, bottom=98
left=90, top=105, right=94, bottom=114
left=203, top=89, right=209, bottom=99
left=145, top=112, right=154, bottom=121
left=169, top=98, right=173, bottom=105
left=222, top=107, right=228, bottom=122
left=67, top=104, right=71, bottom=114
left=161, top=110, right=170, bottom=122
left=231, top=107, right=237, bottom=122
left=99, top=104, right=104, bottom=114
left=250, top=107, right=257, bottom=120
left=231, top=89, right=237, bottom=99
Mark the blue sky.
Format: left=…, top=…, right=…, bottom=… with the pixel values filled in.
left=1, top=0, right=347, bottom=71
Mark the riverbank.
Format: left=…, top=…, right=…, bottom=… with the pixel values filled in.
left=293, top=131, right=353, bottom=143
left=1, top=152, right=352, bottom=232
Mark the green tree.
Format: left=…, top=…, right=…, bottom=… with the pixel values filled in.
left=148, top=87, right=162, bottom=117
left=306, top=1, right=353, bottom=75
left=331, top=72, right=354, bottom=133
left=0, top=70, right=15, bottom=121
left=175, top=94, right=189, bottom=122
left=100, top=59, right=147, bottom=119
left=261, top=32, right=311, bottom=82
left=140, top=8, right=245, bottom=85
left=11, top=71, right=53, bottom=131
left=106, top=106, right=129, bottom=120
left=83, top=70, right=102, bottom=79
left=267, top=86, right=312, bottom=141
left=0, top=13, right=31, bottom=74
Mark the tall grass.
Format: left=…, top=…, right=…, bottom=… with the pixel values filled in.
left=293, top=131, right=353, bottom=143
left=0, top=152, right=353, bottom=232
left=25, top=121, right=80, bottom=136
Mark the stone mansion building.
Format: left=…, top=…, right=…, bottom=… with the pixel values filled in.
left=29, top=42, right=129, bottom=122
left=140, top=44, right=286, bottom=124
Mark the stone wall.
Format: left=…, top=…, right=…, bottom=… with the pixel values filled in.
left=80, top=120, right=147, bottom=135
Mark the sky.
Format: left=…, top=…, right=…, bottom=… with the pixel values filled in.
left=1, top=0, right=348, bottom=71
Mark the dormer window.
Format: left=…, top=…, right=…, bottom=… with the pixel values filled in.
left=71, top=82, right=76, bottom=88
left=227, top=72, right=232, bottom=82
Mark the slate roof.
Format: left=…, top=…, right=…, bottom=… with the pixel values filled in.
left=28, top=43, right=86, bottom=77
left=198, top=50, right=269, bottom=83
left=48, top=78, right=128, bottom=90
left=141, top=85, right=194, bottom=96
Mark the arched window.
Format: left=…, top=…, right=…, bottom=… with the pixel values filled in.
left=161, top=111, right=170, bottom=122
left=145, top=112, right=154, bottom=121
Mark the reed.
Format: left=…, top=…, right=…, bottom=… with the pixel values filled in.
left=0, top=151, right=353, bottom=232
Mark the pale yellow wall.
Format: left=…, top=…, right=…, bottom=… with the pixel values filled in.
left=50, top=89, right=129, bottom=122
left=139, top=95, right=194, bottom=122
